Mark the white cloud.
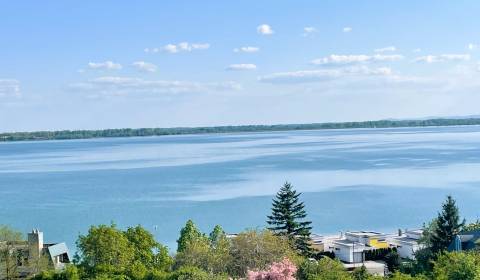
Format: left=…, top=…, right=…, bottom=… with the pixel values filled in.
left=467, top=43, right=478, bottom=51
left=311, top=54, right=404, bottom=66
left=144, top=48, right=160, bottom=53
left=132, top=61, right=157, bottom=72
left=88, top=61, right=122, bottom=70
left=69, top=77, right=241, bottom=97
left=374, top=46, right=396, bottom=53
left=343, top=27, right=352, bottom=33
left=233, top=46, right=260, bottom=53
left=414, top=54, right=471, bottom=63
left=257, top=24, right=274, bottom=35
left=147, top=42, right=210, bottom=54
left=0, top=79, right=21, bottom=98
left=413, top=48, right=422, bottom=53
left=226, top=64, right=257, bottom=71
left=302, top=27, right=317, bottom=37
left=258, top=66, right=392, bottom=84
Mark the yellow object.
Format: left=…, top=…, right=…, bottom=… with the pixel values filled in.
left=369, top=238, right=389, bottom=249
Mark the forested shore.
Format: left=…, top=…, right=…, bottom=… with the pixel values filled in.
left=2, top=118, right=480, bottom=142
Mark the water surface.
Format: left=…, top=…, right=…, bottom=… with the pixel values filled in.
left=1, top=126, right=480, bottom=250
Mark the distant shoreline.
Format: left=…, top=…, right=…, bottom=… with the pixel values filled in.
left=2, top=117, right=480, bottom=142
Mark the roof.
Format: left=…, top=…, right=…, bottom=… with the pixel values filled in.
left=346, top=231, right=384, bottom=237
left=47, top=242, right=71, bottom=260
left=333, top=239, right=367, bottom=248
left=448, top=230, right=480, bottom=252
left=391, top=236, right=420, bottom=245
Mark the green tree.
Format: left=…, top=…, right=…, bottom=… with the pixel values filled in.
left=0, top=225, right=24, bottom=280
left=267, top=182, right=313, bottom=256
left=169, top=266, right=227, bottom=280
left=209, top=225, right=225, bottom=246
left=433, top=251, right=480, bottom=280
left=176, top=220, right=206, bottom=253
left=389, top=272, right=428, bottom=280
left=76, top=223, right=134, bottom=276
left=297, top=258, right=352, bottom=280
left=385, top=251, right=400, bottom=272
left=124, top=225, right=172, bottom=271
left=228, top=229, right=300, bottom=278
left=175, top=225, right=231, bottom=275
left=430, top=195, right=465, bottom=253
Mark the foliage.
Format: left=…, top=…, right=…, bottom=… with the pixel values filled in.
left=267, top=182, right=313, bottom=256
left=4, top=118, right=480, bottom=142
left=430, top=195, right=465, bottom=253
left=30, top=265, right=80, bottom=280
left=174, top=224, right=230, bottom=275
left=209, top=225, right=225, bottom=246
left=76, top=223, right=135, bottom=275
left=76, top=223, right=172, bottom=279
left=176, top=220, right=206, bottom=253
left=389, top=272, right=429, bottom=280
left=364, top=247, right=396, bottom=261
left=0, top=225, right=24, bottom=280
left=297, top=258, right=351, bottom=280
left=463, top=220, right=480, bottom=232
left=247, top=258, right=297, bottom=280
left=351, top=265, right=383, bottom=280
left=432, top=251, right=480, bottom=280
left=168, top=266, right=227, bottom=280
left=228, top=229, right=300, bottom=278
left=384, top=251, right=400, bottom=272
left=124, top=225, right=172, bottom=271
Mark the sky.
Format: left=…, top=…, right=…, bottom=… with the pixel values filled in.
left=1, top=0, right=480, bottom=132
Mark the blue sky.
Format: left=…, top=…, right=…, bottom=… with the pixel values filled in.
left=1, top=0, right=480, bottom=132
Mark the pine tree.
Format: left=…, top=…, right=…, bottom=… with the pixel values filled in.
left=430, top=195, right=465, bottom=253
left=267, top=182, right=313, bottom=256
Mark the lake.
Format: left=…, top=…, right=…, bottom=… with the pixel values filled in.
left=1, top=126, right=480, bottom=251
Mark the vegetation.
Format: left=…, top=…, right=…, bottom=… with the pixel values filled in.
left=429, top=195, right=465, bottom=254
left=4, top=188, right=480, bottom=279
left=3, top=117, right=480, bottom=142
left=267, top=182, right=313, bottom=257
left=0, top=225, right=24, bottom=280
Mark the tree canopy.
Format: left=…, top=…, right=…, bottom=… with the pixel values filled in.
left=267, top=182, right=313, bottom=256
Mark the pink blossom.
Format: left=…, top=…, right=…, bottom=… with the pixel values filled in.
left=247, top=258, right=297, bottom=280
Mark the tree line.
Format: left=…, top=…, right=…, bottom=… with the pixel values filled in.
left=2, top=183, right=480, bottom=279
left=3, top=118, right=480, bottom=142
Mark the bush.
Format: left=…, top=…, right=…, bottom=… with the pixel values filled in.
left=297, top=258, right=351, bottom=280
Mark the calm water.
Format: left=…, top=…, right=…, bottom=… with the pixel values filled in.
left=2, top=126, right=480, bottom=251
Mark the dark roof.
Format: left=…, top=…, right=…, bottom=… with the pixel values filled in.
left=449, top=230, right=480, bottom=252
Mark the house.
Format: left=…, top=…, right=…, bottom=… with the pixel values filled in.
left=448, top=229, right=480, bottom=252
left=388, top=229, right=423, bottom=259
left=28, top=229, right=71, bottom=270
left=328, top=231, right=390, bottom=263
left=0, top=229, right=71, bottom=279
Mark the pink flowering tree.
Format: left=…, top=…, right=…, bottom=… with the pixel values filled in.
left=247, top=258, right=297, bottom=280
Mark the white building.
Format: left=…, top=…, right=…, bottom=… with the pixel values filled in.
left=331, top=239, right=367, bottom=263
left=388, top=229, right=423, bottom=259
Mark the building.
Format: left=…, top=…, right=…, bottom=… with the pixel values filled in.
left=0, top=229, right=71, bottom=279
left=449, top=229, right=480, bottom=252
left=28, top=229, right=71, bottom=270
left=326, top=231, right=390, bottom=263
left=388, top=229, right=423, bottom=259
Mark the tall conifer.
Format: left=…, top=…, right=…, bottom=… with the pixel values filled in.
left=267, top=182, right=313, bottom=256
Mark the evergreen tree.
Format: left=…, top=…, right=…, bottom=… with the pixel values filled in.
left=177, top=220, right=206, bottom=252
left=209, top=225, right=226, bottom=247
left=267, top=182, right=313, bottom=256
left=430, top=195, right=465, bottom=253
